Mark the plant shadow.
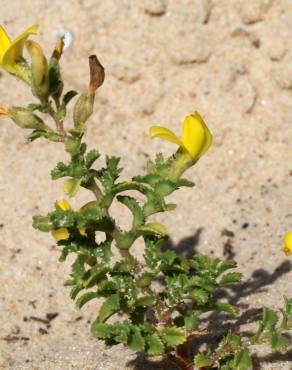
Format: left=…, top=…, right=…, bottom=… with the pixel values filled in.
left=127, top=230, right=292, bottom=370
left=161, top=227, right=203, bottom=258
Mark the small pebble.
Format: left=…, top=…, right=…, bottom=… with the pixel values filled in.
left=143, top=0, right=167, bottom=16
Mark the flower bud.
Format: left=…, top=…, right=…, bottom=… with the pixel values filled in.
left=0, top=106, right=11, bottom=117
left=88, top=55, right=105, bottom=96
left=283, top=231, right=292, bottom=256
left=11, top=107, right=49, bottom=130
left=73, top=93, right=94, bottom=132
left=26, top=40, right=49, bottom=100
left=72, top=56, right=104, bottom=133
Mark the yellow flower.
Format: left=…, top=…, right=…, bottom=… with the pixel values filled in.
left=52, top=228, right=70, bottom=241
left=56, top=199, right=71, bottom=211
left=150, top=112, right=212, bottom=161
left=282, top=231, right=292, bottom=256
left=51, top=199, right=87, bottom=241
left=0, top=24, right=38, bottom=76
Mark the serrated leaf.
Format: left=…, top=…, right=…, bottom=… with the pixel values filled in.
left=154, top=180, right=176, bottom=196
left=113, top=258, right=136, bottom=273
left=162, top=250, right=177, bottom=265
left=216, top=302, right=240, bottom=316
left=117, top=195, right=144, bottom=227
left=136, top=223, right=167, bottom=237
left=98, top=294, right=120, bottom=322
left=64, top=178, right=82, bottom=197
left=159, top=327, right=186, bottom=346
left=128, top=329, right=145, bottom=351
left=182, top=310, right=200, bottom=330
left=194, top=353, right=213, bottom=368
left=219, top=272, right=242, bottom=285
left=85, top=149, right=100, bottom=168
left=146, top=334, right=165, bottom=356
left=188, top=288, right=209, bottom=305
left=91, top=322, right=113, bottom=339
left=76, top=291, right=97, bottom=308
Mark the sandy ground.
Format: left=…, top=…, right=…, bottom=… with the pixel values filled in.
left=1, top=0, right=292, bottom=369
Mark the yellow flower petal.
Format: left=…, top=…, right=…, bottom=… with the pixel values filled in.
left=0, top=25, right=11, bottom=63
left=79, top=227, right=87, bottom=236
left=283, top=231, right=292, bottom=256
left=2, top=24, right=38, bottom=73
left=52, top=228, right=70, bottom=241
left=193, top=112, right=213, bottom=157
left=56, top=199, right=71, bottom=211
left=181, top=113, right=206, bottom=159
left=150, top=126, right=182, bottom=146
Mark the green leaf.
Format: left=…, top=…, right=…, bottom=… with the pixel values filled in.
left=63, top=90, right=78, bottom=105
left=182, top=310, right=200, bottom=330
left=176, top=178, right=195, bottom=187
left=136, top=223, right=167, bottom=237
left=219, top=272, right=242, bottom=285
left=79, top=202, right=103, bottom=224
left=27, top=103, right=50, bottom=113
left=70, top=285, right=83, bottom=300
left=217, top=260, right=237, bottom=275
left=83, top=266, right=109, bottom=288
left=28, top=129, right=62, bottom=142
left=281, top=296, right=292, bottom=330
left=98, top=294, right=120, bottom=322
left=215, top=302, right=240, bottom=316
left=194, top=353, right=213, bottom=368
left=135, top=295, right=156, bottom=308
left=188, top=288, right=209, bottom=305
left=32, top=215, right=53, bottom=232
left=146, top=334, right=165, bottom=356
left=113, top=258, right=136, bottom=273
left=161, top=250, right=177, bottom=265
left=135, top=273, right=154, bottom=288
left=117, top=195, right=144, bottom=227
left=85, top=149, right=100, bottom=168
left=233, top=349, right=252, bottom=370
left=154, top=180, right=177, bottom=196
left=159, top=327, right=186, bottom=346
left=115, top=231, right=138, bottom=250
left=97, top=156, right=122, bottom=192
left=64, top=178, right=82, bottom=197
left=269, top=331, right=289, bottom=351
left=91, top=322, right=113, bottom=339
left=252, top=307, right=278, bottom=344
left=128, top=329, right=145, bottom=351
left=76, top=291, right=97, bottom=308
